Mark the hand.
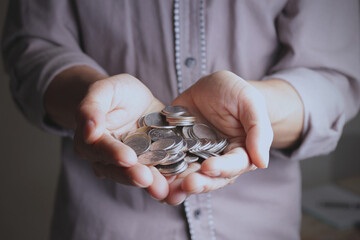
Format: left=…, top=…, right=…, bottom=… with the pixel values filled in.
left=164, top=71, right=273, bottom=205
left=73, top=74, right=169, bottom=200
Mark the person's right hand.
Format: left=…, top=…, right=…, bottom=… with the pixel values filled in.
left=73, top=74, right=169, bottom=200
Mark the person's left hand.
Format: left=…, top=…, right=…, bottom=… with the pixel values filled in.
left=164, top=71, right=273, bottom=205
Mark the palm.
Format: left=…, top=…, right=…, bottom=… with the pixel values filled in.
left=173, top=71, right=260, bottom=151
left=87, top=74, right=165, bottom=138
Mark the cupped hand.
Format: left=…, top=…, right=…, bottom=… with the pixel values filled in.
left=165, top=71, right=273, bottom=205
left=73, top=74, right=168, bottom=200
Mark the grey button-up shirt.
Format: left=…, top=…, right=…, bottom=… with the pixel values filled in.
left=2, top=0, right=360, bottom=239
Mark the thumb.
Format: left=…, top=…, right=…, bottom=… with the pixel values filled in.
left=246, top=123, right=273, bottom=168
left=238, top=86, right=273, bottom=168
left=76, top=81, right=113, bottom=144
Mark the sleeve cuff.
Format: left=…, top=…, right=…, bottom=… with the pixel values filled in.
left=11, top=49, right=108, bottom=137
left=263, top=67, right=345, bottom=161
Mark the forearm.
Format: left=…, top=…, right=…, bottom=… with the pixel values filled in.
left=249, top=79, right=304, bottom=149
left=44, top=65, right=107, bottom=130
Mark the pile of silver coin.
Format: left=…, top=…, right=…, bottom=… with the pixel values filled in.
left=121, top=106, right=228, bottom=176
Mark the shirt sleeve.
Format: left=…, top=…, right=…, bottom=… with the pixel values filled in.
left=2, top=0, right=107, bottom=137
left=264, top=0, right=360, bottom=161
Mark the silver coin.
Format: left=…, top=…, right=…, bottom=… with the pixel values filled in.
left=151, top=124, right=177, bottom=129
left=217, top=139, right=229, bottom=153
left=144, top=112, right=176, bottom=129
left=138, top=150, right=169, bottom=165
left=157, top=158, right=185, bottom=170
left=167, top=118, right=196, bottom=122
left=158, top=160, right=188, bottom=174
left=165, top=135, right=184, bottom=153
left=166, top=114, right=196, bottom=126
left=192, top=123, right=218, bottom=140
left=166, top=135, right=183, bottom=146
left=198, top=138, right=212, bottom=151
left=150, top=138, right=176, bottom=151
left=184, top=155, right=199, bottom=163
left=161, top=161, right=188, bottom=176
left=137, top=115, right=145, bottom=127
left=208, top=152, right=220, bottom=157
left=182, top=126, right=191, bottom=138
left=184, top=138, right=198, bottom=151
left=166, top=113, right=196, bottom=120
left=190, top=151, right=212, bottom=160
left=202, top=139, right=217, bottom=151
left=211, top=139, right=228, bottom=153
left=161, top=105, right=188, bottom=116
left=122, top=108, right=228, bottom=176
left=160, top=151, right=186, bottom=165
left=148, top=128, right=176, bottom=142
left=168, top=121, right=195, bottom=126
left=179, top=140, right=188, bottom=152
left=123, top=134, right=151, bottom=156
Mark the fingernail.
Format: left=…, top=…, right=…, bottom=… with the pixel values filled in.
left=132, top=179, right=147, bottom=188
left=173, top=194, right=190, bottom=205
left=172, top=195, right=188, bottom=205
left=202, top=170, right=221, bottom=177
left=166, top=176, right=176, bottom=184
left=250, top=165, right=258, bottom=171
left=150, top=195, right=163, bottom=201
left=173, top=200, right=184, bottom=205
left=118, top=155, right=137, bottom=167
left=189, top=186, right=204, bottom=194
left=262, top=151, right=269, bottom=168
left=262, top=160, right=269, bottom=169
left=118, top=161, right=132, bottom=168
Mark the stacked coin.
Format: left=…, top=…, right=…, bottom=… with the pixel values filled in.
left=121, top=106, right=228, bottom=176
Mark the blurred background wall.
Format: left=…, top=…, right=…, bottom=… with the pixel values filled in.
left=0, top=0, right=359, bottom=239
left=0, top=1, right=61, bottom=239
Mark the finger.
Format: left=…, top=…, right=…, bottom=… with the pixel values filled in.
left=181, top=172, right=232, bottom=194
left=201, top=147, right=252, bottom=178
left=238, top=86, right=273, bottom=168
left=165, top=176, right=177, bottom=184
left=147, top=166, right=169, bottom=200
left=125, top=163, right=154, bottom=188
left=177, top=162, right=201, bottom=179
left=92, top=134, right=138, bottom=166
left=77, top=81, right=114, bottom=144
left=164, top=179, right=189, bottom=206
left=75, top=133, right=137, bottom=167
left=246, top=122, right=273, bottom=168
left=93, top=162, right=153, bottom=187
left=92, top=162, right=130, bottom=184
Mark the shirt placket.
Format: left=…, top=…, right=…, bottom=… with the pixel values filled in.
left=176, top=0, right=206, bottom=94
left=175, top=0, right=215, bottom=239
left=184, top=193, right=216, bottom=240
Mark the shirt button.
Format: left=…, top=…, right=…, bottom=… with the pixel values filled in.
left=185, top=57, right=196, bottom=68
left=194, top=209, right=201, bottom=219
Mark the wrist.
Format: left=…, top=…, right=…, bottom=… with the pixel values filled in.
left=44, top=65, right=107, bottom=130
left=248, top=79, right=304, bottom=149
